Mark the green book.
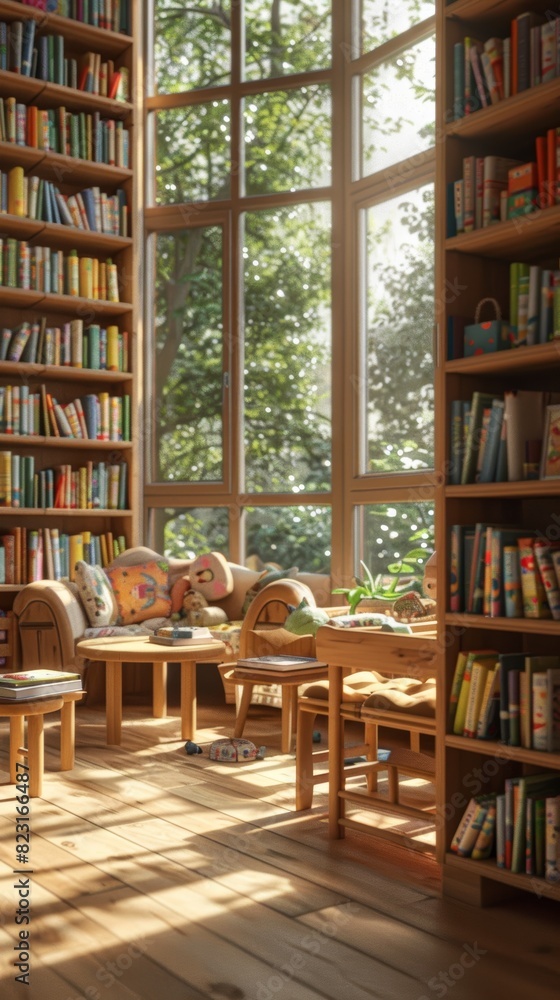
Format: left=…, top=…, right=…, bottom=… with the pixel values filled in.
left=461, top=391, right=499, bottom=484
left=512, top=773, right=560, bottom=874
left=122, top=394, right=130, bottom=442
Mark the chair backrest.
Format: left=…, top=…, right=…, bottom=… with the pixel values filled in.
left=239, top=580, right=317, bottom=660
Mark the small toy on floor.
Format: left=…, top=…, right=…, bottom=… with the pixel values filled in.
left=312, top=730, right=322, bottom=743
left=185, top=740, right=203, bottom=755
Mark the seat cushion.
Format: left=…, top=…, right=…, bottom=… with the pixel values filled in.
left=360, top=686, right=436, bottom=717
left=300, top=671, right=432, bottom=703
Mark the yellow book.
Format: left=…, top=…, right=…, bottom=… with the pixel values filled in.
left=67, top=250, right=79, bottom=297
left=8, top=166, right=25, bottom=217
left=107, top=325, right=119, bottom=371
left=100, top=533, right=108, bottom=567
left=453, top=651, right=498, bottom=736
left=463, top=662, right=490, bottom=737
left=79, top=257, right=93, bottom=299
left=92, top=256, right=99, bottom=299
left=69, top=534, right=84, bottom=580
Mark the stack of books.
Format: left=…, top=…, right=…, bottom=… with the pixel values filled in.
left=234, top=655, right=327, bottom=676
left=0, top=668, right=82, bottom=700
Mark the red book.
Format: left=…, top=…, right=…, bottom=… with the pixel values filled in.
left=108, top=70, right=121, bottom=101
left=547, top=128, right=557, bottom=207
left=535, top=135, right=548, bottom=208
left=511, top=18, right=518, bottom=96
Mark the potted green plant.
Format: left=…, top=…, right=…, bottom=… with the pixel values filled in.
left=333, top=549, right=428, bottom=615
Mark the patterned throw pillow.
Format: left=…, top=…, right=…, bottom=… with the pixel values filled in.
left=74, top=561, right=118, bottom=627
left=105, top=559, right=171, bottom=625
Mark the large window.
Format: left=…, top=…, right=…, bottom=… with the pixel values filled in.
left=145, top=1, right=435, bottom=588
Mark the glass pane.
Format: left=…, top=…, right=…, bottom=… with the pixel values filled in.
left=244, top=85, right=331, bottom=195
left=150, top=508, right=230, bottom=560
left=153, top=0, right=231, bottom=94
left=364, top=185, right=434, bottom=473
left=246, top=505, right=331, bottom=575
left=359, top=0, right=434, bottom=54
left=155, top=101, right=230, bottom=205
left=357, top=501, right=435, bottom=597
left=243, top=203, right=332, bottom=494
left=360, top=35, right=435, bottom=177
left=244, top=0, right=331, bottom=81
left=153, top=227, right=224, bottom=483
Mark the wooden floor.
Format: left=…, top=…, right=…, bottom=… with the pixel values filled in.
left=0, top=671, right=559, bottom=1000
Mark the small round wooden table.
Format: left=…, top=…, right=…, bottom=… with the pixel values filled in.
left=1, top=690, right=83, bottom=797
left=76, top=636, right=226, bottom=745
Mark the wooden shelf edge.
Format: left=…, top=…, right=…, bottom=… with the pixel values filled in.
left=0, top=361, right=132, bottom=383
left=445, top=734, right=560, bottom=767
left=446, top=78, right=560, bottom=139
left=445, top=205, right=560, bottom=257
left=444, top=614, right=560, bottom=634
left=444, top=852, right=560, bottom=901
left=0, top=507, right=132, bottom=516
left=445, top=480, right=560, bottom=497
left=0, top=584, right=24, bottom=592
left=0, top=435, right=131, bottom=449
left=446, top=342, right=560, bottom=375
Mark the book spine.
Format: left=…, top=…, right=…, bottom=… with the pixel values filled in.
left=532, top=673, right=549, bottom=751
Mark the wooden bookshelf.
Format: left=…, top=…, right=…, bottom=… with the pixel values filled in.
left=437, top=0, right=560, bottom=905
left=0, top=0, right=138, bottom=606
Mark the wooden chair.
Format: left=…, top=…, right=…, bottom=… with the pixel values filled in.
left=219, top=580, right=342, bottom=749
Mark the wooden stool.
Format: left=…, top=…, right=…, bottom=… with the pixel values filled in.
left=227, top=662, right=329, bottom=754
left=1, top=691, right=82, bottom=797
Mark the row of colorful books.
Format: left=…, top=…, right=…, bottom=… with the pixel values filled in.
left=0, top=526, right=126, bottom=583
left=0, top=386, right=130, bottom=440
left=0, top=668, right=82, bottom=701
left=450, top=782, right=560, bottom=881
left=453, top=14, right=560, bottom=120
left=0, top=239, right=121, bottom=301
left=449, top=130, right=560, bottom=237
left=448, top=265, right=560, bottom=360
left=0, top=19, right=129, bottom=100
left=448, top=649, right=560, bottom=750
left=19, top=0, right=131, bottom=35
left=450, top=528, right=560, bottom=620
left=0, top=98, right=129, bottom=167
left=2, top=167, right=128, bottom=237
left=449, top=390, right=559, bottom=486
left=0, top=318, right=129, bottom=370
left=0, top=454, right=128, bottom=510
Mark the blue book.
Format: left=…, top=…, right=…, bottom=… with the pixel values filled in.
left=81, top=394, right=99, bottom=439
left=80, top=188, right=97, bottom=230
left=479, top=399, right=504, bottom=483
left=453, top=41, right=465, bottom=119
left=21, top=19, right=36, bottom=77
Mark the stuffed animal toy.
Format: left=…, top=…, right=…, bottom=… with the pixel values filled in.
left=170, top=551, right=234, bottom=627
left=284, top=598, right=329, bottom=637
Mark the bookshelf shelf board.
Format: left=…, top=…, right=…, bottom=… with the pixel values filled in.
left=445, top=613, right=560, bottom=635
left=0, top=434, right=131, bottom=450
left=37, top=293, right=133, bottom=316
left=445, top=735, right=560, bottom=769
left=43, top=152, right=132, bottom=186
left=444, top=852, right=560, bottom=902
left=41, top=82, right=132, bottom=120
left=0, top=507, right=131, bottom=517
left=0, top=361, right=132, bottom=384
left=445, top=0, right=554, bottom=28
left=446, top=77, right=560, bottom=143
left=0, top=75, right=131, bottom=119
left=446, top=342, right=560, bottom=375
left=0, top=584, right=24, bottom=592
left=0, top=288, right=132, bottom=315
left=0, top=69, right=44, bottom=102
left=0, top=288, right=47, bottom=308
left=0, top=143, right=45, bottom=171
left=44, top=14, right=133, bottom=58
left=446, top=480, right=560, bottom=498
left=0, top=215, right=131, bottom=252
left=31, top=224, right=132, bottom=254
left=0, top=144, right=132, bottom=185
left=445, top=204, right=560, bottom=260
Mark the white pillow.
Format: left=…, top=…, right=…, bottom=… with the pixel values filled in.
left=74, top=561, right=118, bottom=628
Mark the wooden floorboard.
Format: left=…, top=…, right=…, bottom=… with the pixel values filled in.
left=0, top=693, right=559, bottom=1000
